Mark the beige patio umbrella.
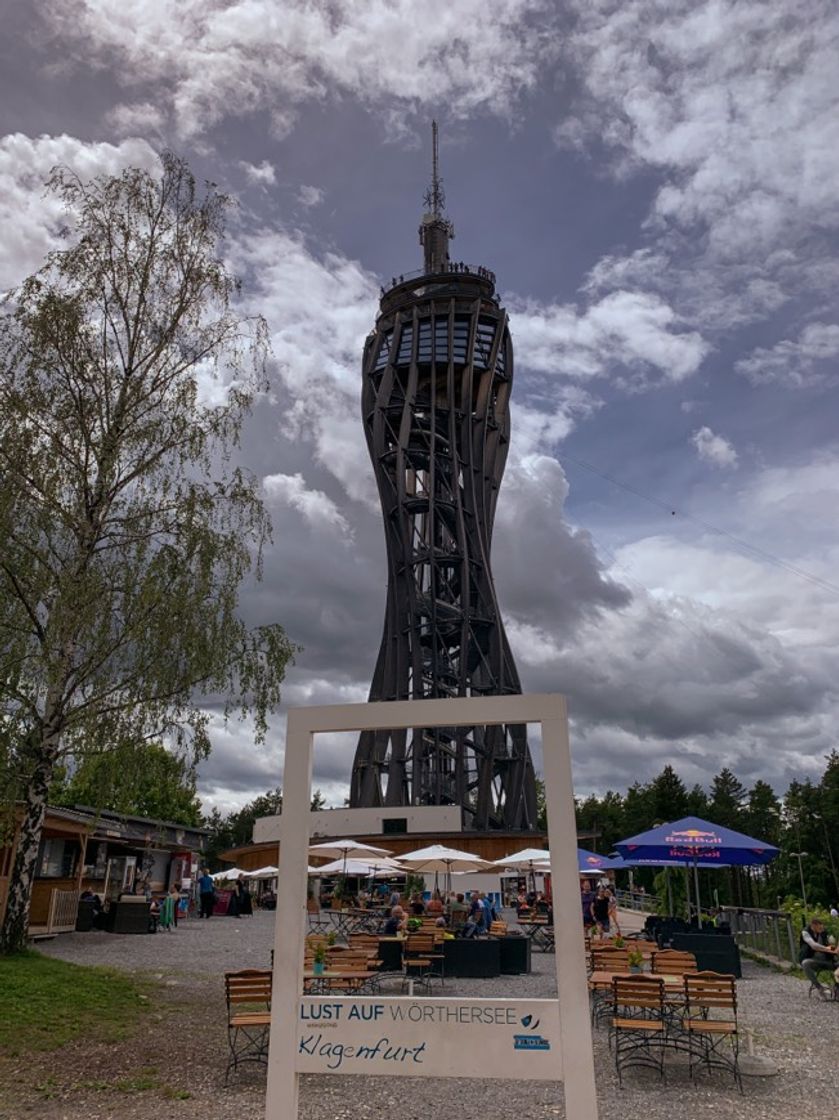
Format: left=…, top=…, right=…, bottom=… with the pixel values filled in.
left=397, top=843, right=491, bottom=893
left=308, top=838, right=393, bottom=879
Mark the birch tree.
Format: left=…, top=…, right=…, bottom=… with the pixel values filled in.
left=0, top=154, right=295, bottom=952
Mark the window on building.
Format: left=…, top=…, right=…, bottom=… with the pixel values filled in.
left=382, top=818, right=408, bottom=835
left=38, top=837, right=78, bottom=879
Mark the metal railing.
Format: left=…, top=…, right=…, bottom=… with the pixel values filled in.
left=614, top=888, right=660, bottom=914
left=381, top=263, right=497, bottom=294
left=720, top=905, right=798, bottom=967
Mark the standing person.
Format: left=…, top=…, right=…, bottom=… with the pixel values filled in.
left=580, top=879, right=596, bottom=931
left=591, top=885, right=617, bottom=936
left=229, top=873, right=252, bottom=918
left=198, top=868, right=215, bottom=919
left=169, top=882, right=182, bottom=928
left=159, top=890, right=175, bottom=932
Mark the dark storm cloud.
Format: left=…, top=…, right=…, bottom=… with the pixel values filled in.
left=3, top=1, right=839, bottom=810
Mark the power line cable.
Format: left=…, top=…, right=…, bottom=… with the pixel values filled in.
left=561, top=453, right=839, bottom=600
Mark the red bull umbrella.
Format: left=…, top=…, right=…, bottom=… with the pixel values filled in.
left=614, top=815, right=779, bottom=919
left=614, top=816, right=779, bottom=866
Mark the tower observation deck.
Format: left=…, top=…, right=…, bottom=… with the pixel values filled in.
left=349, top=124, right=538, bottom=831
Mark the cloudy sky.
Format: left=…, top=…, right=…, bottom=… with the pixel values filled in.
left=3, top=1, right=839, bottom=813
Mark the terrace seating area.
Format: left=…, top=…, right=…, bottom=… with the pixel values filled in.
left=586, top=934, right=742, bottom=1088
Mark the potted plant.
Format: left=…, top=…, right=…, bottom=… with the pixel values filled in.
left=312, top=942, right=327, bottom=976
left=628, top=948, right=643, bottom=974
left=613, top=935, right=625, bottom=948
left=406, top=917, right=422, bottom=933
left=326, top=930, right=337, bottom=947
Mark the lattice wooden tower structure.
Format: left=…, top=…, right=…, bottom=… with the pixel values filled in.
left=349, top=124, right=537, bottom=830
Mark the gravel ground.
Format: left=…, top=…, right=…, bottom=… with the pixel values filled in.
left=3, top=910, right=835, bottom=1120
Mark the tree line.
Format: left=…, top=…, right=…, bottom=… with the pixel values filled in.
left=536, top=755, right=839, bottom=910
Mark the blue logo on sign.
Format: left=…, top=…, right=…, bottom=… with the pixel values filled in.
left=513, top=1034, right=551, bottom=1051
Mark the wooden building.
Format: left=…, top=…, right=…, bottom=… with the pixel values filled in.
left=0, top=804, right=209, bottom=938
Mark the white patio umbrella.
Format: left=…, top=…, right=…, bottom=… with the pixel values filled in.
left=248, top=866, right=279, bottom=879
left=493, top=847, right=551, bottom=892
left=311, top=857, right=406, bottom=877
left=212, top=867, right=246, bottom=881
left=397, top=843, right=491, bottom=893
left=308, top=838, right=393, bottom=879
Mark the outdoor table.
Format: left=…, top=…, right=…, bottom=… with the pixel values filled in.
left=519, top=920, right=555, bottom=952
left=342, top=908, right=384, bottom=936
left=322, top=910, right=356, bottom=938
left=588, top=970, right=692, bottom=996
left=303, top=969, right=377, bottom=994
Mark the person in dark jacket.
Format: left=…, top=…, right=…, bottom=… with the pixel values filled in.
left=800, top=918, right=838, bottom=999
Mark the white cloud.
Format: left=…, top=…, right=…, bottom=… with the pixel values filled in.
left=510, top=289, right=709, bottom=383
left=240, top=159, right=276, bottom=186
left=105, top=101, right=166, bottom=137
left=0, top=132, right=159, bottom=290
left=230, top=226, right=380, bottom=505
left=263, top=472, right=351, bottom=535
left=557, top=1, right=839, bottom=329
left=297, top=184, right=324, bottom=208
left=735, top=323, right=839, bottom=388
left=691, top=426, right=738, bottom=469
left=43, top=0, right=558, bottom=139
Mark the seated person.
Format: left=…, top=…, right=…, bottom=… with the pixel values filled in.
left=426, top=891, right=444, bottom=916
left=383, top=905, right=406, bottom=936
left=799, top=917, right=838, bottom=999
left=409, top=895, right=426, bottom=916
left=447, top=892, right=469, bottom=932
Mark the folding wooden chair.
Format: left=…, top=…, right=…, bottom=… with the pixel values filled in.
left=402, top=932, right=445, bottom=991
left=224, top=969, right=272, bottom=1084
left=611, top=975, right=667, bottom=1084
left=683, top=972, right=742, bottom=1091
left=651, top=949, right=697, bottom=976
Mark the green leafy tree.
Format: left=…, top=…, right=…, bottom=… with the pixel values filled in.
left=0, top=155, right=296, bottom=952
left=52, top=741, right=203, bottom=826
left=203, top=786, right=326, bottom=867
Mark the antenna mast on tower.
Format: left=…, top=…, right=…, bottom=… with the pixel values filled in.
left=419, top=120, right=454, bottom=273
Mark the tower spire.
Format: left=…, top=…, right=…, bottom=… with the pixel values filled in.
left=430, top=119, right=443, bottom=215
left=419, top=120, right=454, bottom=273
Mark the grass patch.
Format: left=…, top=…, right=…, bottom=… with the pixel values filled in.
left=114, top=1074, right=160, bottom=1093
left=0, top=949, right=150, bottom=1055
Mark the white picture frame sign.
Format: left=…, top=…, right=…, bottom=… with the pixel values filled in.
left=265, top=693, right=598, bottom=1120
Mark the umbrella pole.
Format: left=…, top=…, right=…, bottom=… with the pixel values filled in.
left=693, top=857, right=701, bottom=926
left=683, top=865, right=691, bottom=922
left=665, top=866, right=673, bottom=916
